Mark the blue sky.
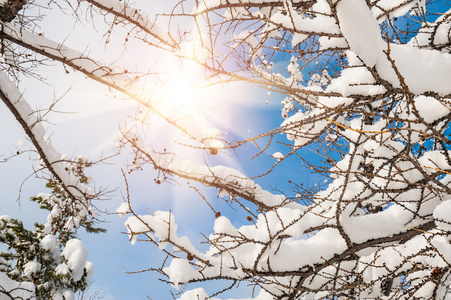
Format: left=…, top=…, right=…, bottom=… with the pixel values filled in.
left=0, top=64, right=312, bottom=299
left=0, top=1, right=321, bottom=296
left=4, top=0, right=448, bottom=298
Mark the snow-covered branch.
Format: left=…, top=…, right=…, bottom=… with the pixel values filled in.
left=2, top=0, right=451, bottom=298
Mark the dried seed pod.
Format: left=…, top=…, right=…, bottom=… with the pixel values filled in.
left=210, top=147, right=218, bottom=155
left=215, top=212, right=221, bottom=218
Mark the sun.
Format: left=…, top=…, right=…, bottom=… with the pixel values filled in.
left=153, top=60, right=212, bottom=118
left=137, top=57, right=227, bottom=152
left=137, top=44, right=267, bottom=157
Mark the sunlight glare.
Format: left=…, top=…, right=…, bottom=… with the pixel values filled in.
left=154, top=60, right=212, bottom=118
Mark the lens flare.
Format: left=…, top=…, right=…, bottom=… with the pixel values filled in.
left=153, top=61, right=211, bottom=118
